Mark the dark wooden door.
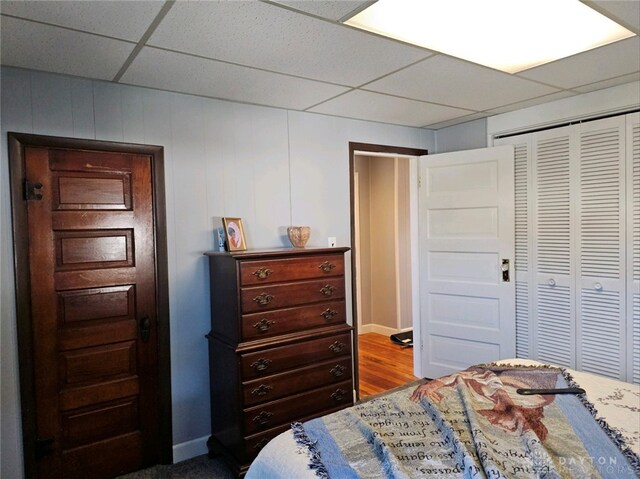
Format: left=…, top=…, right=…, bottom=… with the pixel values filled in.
left=10, top=134, right=171, bottom=479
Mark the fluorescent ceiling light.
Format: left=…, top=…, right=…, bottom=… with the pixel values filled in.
left=344, top=0, right=636, bottom=73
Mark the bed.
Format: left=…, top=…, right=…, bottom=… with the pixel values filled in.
left=246, top=359, right=639, bottom=478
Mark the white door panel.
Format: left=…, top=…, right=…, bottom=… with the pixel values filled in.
left=419, top=146, right=515, bottom=378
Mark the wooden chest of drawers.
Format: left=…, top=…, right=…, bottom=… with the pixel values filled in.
left=204, top=247, right=353, bottom=476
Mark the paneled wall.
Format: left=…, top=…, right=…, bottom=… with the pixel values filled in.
left=0, top=66, right=433, bottom=477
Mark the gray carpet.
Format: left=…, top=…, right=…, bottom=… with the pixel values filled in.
left=117, top=455, right=235, bottom=479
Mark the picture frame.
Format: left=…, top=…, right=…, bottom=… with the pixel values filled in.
left=223, top=217, right=247, bottom=251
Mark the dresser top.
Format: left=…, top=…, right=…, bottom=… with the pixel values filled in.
left=204, top=246, right=349, bottom=259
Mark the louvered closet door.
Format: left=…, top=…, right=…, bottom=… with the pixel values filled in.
left=533, top=126, right=575, bottom=367
left=627, top=113, right=640, bottom=384
left=495, top=136, right=533, bottom=358
left=577, top=117, right=627, bottom=379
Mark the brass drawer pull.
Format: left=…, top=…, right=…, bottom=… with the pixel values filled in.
left=329, top=341, right=345, bottom=353
left=250, top=358, right=272, bottom=372
left=253, top=319, right=275, bottom=332
left=321, top=309, right=338, bottom=320
left=253, top=267, right=273, bottom=280
left=253, top=292, right=274, bottom=305
left=251, top=384, right=273, bottom=397
left=319, top=261, right=336, bottom=272
left=330, top=365, right=346, bottom=378
left=320, top=285, right=336, bottom=296
left=330, top=388, right=346, bottom=402
left=252, top=411, right=273, bottom=426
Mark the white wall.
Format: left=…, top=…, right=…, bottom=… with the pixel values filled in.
left=0, top=66, right=434, bottom=477
left=435, top=117, right=488, bottom=153
left=354, top=156, right=372, bottom=327
left=369, top=157, right=398, bottom=330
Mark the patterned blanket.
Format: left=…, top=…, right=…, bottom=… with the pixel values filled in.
left=293, top=366, right=640, bottom=478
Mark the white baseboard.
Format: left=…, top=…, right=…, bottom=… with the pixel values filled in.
left=172, top=435, right=209, bottom=464
left=358, top=324, right=413, bottom=336
left=358, top=324, right=374, bottom=334
left=358, top=324, right=400, bottom=337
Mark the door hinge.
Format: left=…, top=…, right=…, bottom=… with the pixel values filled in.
left=24, top=180, right=43, bottom=201
left=418, top=175, right=422, bottom=188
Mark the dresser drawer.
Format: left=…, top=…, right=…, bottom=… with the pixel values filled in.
left=242, top=357, right=352, bottom=406
left=243, top=380, right=352, bottom=435
left=243, top=425, right=291, bottom=461
left=241, top=301, right=345, bottom=340
left=241, top=278, right=344, bottom=314
left=241, top=332, right=351, bottom=379
left=239, top=254, right=344, bottom=286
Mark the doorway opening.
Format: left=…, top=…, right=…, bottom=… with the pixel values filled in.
left=349, top=143, right=428, bottom=399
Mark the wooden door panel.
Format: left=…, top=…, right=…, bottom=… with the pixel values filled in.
left=60, top=377, right=140, bottom=412
left=53, top=211, right=135, bottom=229
left=49, top=147, right=134, bottom=171
left=55, top=230, right=134, bottom=270
left=62, top=398, right=138, bottom=449
left=55, top=269, right=137, bottom=291
left=60, top=342, right=137, bottom=385
left=60, top=321, right=138, bottom=351
left=54, top=174, right=132, bottom=210
left=61, top=432, right=142, bottom=479
left=59, top=286, right=135, bottom=324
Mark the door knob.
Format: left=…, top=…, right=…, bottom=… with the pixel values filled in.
left=501, top=259, right=510, bottom=282
left=139, top=315, right=151, bottom=342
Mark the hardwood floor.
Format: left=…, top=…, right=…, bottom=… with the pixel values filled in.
left=357, top=332, right=418, bottom=398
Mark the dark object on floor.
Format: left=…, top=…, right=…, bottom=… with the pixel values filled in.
left=116, top=455, right=234, bottom=479
left=390, top=330, right=413, bottom=348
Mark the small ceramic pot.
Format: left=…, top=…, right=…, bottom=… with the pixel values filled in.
left=287, top=226, right=310, bottom=248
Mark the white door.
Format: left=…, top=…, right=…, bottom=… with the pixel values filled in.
left=419, top=146, right=515, bottom=378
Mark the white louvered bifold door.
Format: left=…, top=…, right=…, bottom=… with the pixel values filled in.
left=495, top=136, right=533, bottom=358
left=493, top=113, right=637, bottom=382
left=576, top=117, right=626, bottom=380
left=533, top=126, right=576, bottom=368
left=627, top=113, right=640, bottom=384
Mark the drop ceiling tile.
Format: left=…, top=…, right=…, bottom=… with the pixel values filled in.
left=0, top=16, right=135, bottom=80
left=486, top=91, right=578, bottom=115
left=584, top=0, right=640, bottom=34
left=120, top=47, right=350, bottom=111
left=573, top=73, right=640, bottom=94
left=364, top=55, right=560, bottom=112
left=147, top=0, right=431, bottom=87
left=308, top=90, right=473, bottom=127
left=0, top=0, right=163, bottom=41
left=517, top=37, right=640, bottom=89
left=269, top=0, right=371, bottom=21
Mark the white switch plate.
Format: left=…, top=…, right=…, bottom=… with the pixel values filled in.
left=328, top=237, right=336, bottom=247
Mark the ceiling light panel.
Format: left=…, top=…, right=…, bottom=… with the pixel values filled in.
left=345, top=0, right=636, bottom=73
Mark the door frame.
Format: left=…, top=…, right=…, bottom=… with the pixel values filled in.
left=8, top=132, right=173, bottom=478
left=348, top=142, right=428, bottom=398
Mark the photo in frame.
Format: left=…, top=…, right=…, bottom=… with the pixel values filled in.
left=223, top=217, right=247, bottom=251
